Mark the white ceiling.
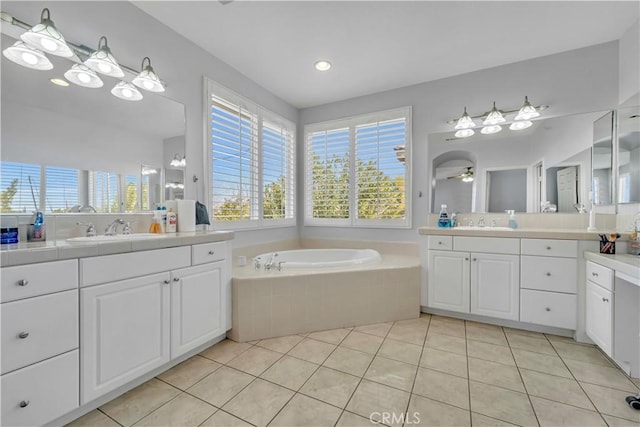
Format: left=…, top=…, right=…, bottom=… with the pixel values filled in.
left=134, top=1, right=639, bottom=109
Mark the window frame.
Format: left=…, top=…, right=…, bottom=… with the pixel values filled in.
left=205, top=78, right=296, bottom=230
left=304, top=106, right=412, bottom=229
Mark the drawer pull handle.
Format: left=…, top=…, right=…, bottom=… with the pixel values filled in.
left=17, top=279, right=29, bottom=286
left=163, top=280, right=170, bottom=284
left=602, top=297, right=609, bottom=302
left=208, top=251, right=215, bottom=255
left=546, top=246, right=552, bottom=250
left=592, top=272, right=599, bottom=277
left=545, top=307, right=551, bottom=312
left=173, top=277, right=180, bottom=282
left=19, top=400, right=29, bottom=408
left=18, top=332, right=29, bottom=339
left=546, top=272, right=551, bottom=277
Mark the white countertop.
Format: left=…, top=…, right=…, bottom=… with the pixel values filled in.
left=584, top=251, right=640, bottom=284
left=418, top=226, right=611, bottom=240
left=0, top=231, right=234, bottom=267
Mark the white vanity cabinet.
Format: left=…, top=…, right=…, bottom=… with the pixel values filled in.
left=427, top=236, right=520, bottom=321
left=585, top=261, right=614, bottom=356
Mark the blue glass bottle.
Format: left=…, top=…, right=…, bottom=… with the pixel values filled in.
left=438, top=204, right=450, bottom=228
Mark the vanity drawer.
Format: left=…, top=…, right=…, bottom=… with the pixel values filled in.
left=453, top=237, right=520, bottom=255
left=521, top=239, right=577, bottom=258
left=1, top=290, right=78, bottom=374
left=1, top=350, right=79, bottom=427
left=192, top=242, right=226, bottom=265
left=427, top=236, right=452, bottom=250
left=1, top=259, right=78, bottom=303
left=521, top=256, right=577, bottom=293
left=520, top=289, right=577, bottom=330
left=586, top=261, right=613, bottom=291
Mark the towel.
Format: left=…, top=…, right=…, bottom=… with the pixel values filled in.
left=195, top=201, right=211, bottom=225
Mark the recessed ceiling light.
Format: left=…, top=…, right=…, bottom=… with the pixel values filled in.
left=50, top=78, right=69, bottom=87
left=314, top=60, right=331, bottom=71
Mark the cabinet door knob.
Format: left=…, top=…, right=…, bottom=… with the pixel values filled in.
left=464, top=257, right=469, bottom=261
left=472, top=258, right=477, bottom=261
left=545, top=307, right=551, bottom=312
left=173, top=277, right=180, bottom=282
left=602, top=297, right=609, bottom=302
left=19, top=400, right=29, bottom=408
left=546, top=246, right=552, bottom=250
left=18, top=332, right=29, bottom=339
left=17, top=279, right=28, bottom=286
left=438, top=241, right=442, bottom=245
left=546, top=272, right=551, bottom=277
left=163, top=279, right=170, bottom=284
left=592, top=272, right=599, bottom=277
left=208, top=251, right=215, bottom=255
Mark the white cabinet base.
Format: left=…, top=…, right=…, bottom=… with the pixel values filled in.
left=585, top=280, right=613, bottom=357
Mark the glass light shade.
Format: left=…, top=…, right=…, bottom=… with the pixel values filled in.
left=454, top=107, right=476, bottom=129
left=483, top=102, right=506, bottom=125
left=141, top=166, right=158, bottom=175
left=515, top=96, right=540, bottom=120
left=64, top=63, right=103, bottom=88
left=111, top=81, right=143, bottom=101
left=455, top=128, right=475, bottom=138
left=462, top=176, right=474, bottom=183
left=169, top=154, right=186, bottom=167
left=2, top=41, right=53, bottom=70
left=132, top=57, right=165, bottom=93
left=314, top=60, right=332, bottom=71
left=20, top=9, right=73, bottom=58
left=509, top=120, right=533, bottom=131
left=85, top=36, right=124, bottom=78
left=481, top=125, right=502, bottom=134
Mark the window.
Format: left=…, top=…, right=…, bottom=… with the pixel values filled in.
left=88, top=171, right=120, bottom=213
left=0, top=161, right=41, bottom=213
left=305, top=107, right=411, bottom=228
left=207, top=79, right=296, bottom=229
left=45, top=166, right=79, bottom=213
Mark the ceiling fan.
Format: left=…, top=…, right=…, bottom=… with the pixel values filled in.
left=447, top=166, right=474, bottom=182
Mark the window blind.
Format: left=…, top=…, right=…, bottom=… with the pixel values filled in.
left=0, top=161, right=41, bottom=213
left=45, top=166, right=79, bottom=213
left=88, top=171, right=119, bottom=213
left=262, top=118, right=295, bottom=220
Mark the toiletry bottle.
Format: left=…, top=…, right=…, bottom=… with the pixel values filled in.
left=161, top=206, right=167, bottom=232
left=450, top=212, right=458, bottom=228
left=149, top=210, right=164, bottom=234
left=507, top=210, right=518, bottom=229
left=166, top=208, right=177, bottom=233
left=438, top=204, right=450, bottom=228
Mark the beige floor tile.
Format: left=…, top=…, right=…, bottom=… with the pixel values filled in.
left=341, top=331, right=384, bottom=354
left=256, top=335, right=303, bottom=354
left=66, top=410, right=120, bottom=427
left=466, top=327, right=508, bottom=346
left=200, top=410, right=253, bottom=427
left=226, top=346, right=282, bottom=376
left=520, top=369, right=595, bottom=410
left=469, top=381, right=537, bottom=427
left=505, top=334, right=556, bottom=355
left=408, top=394, right=470, bottom=426
left=288, top=338, right=337, bottom=364
left=580, top=382, right=640, bottom=423
left=413, top=367, right=470, bottom=410
left=565, top=359, right=639, bottom=391
left=133, top=393, right=215, bottom=427
left=364, top=356, right=417, bottom=392
left=503, top=327, right=545, bottom=339
left=601, top=414, right=640, bottom=426
left=377, top=338, right=422, bottom=365
left=269, top=394, right=342, bottom=427
left=420, top=346, right=468, bottom=378
left=157, top=356, right=221, bottom=390
left=386, top=324, right=427, bottom=345
left=353, top=322, right=393, bottom=338
left=222, top=379, right=294, bottom=427
left=511, top=348, right=572, bottom=378
left=346, top=380, right=410, bottom=427
left=187, top=366, right=254, bottom=407
left=300, top=366, right=361, bottom=408
left=247, top=340, right=260, bottom=345
left=307, top=328, right=352, bottom=345
left=530, top=396, right=605, bottom=427
left=100, top=378, right=181, bottom=426
left=200, top=340, right=252, bottom=364
left=395, top=318, right=431, bottom=328
left=466, top=339, right=514, bottom=366
left=336, top=411, right=376, bottom=426
left=466, top=321, right=502, bottom=331
left=323, top=346, right=374, bottom=377
left=545, top=334, right=584, bottom=344
left=468, top=358, right=525, bottom=392
left=260, top=355, right=318, bottom=391
left=428, top=319, right=466, bottom=338
left=633, top=377, right=640, bottom=388
left=424, top=332, right=466, bottom=356
left=430, top=315, right=465, bottom=326
left=470, top=412, right=518, bottom=426
left=551, top=341, right=613, bottom=367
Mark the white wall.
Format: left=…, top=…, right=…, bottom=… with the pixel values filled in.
left=619, top=20, right=640, bottom=105
left=299, top=42, right=619, bottom=242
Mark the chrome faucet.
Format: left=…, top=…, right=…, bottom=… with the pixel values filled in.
left=122, top=221, right=136, bottom=235
left=264, top=252, right=279, bottom=270
left=105, top=219, right=125, bottom=236
left=490, top=219, right=497, bottom=228
left=76, top=222, right=96, bottom=237
left=478, top=217, right=485, bottom=228
left=467, top=219, right=474, bottom=227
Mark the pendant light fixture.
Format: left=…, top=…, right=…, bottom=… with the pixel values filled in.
left=170, top=154, right=186, bottom=167
left=85, top=36, right=124, bottom=78
left=509, top=120, right=533, bottom=131
left=455, top=128, right=475, bottom=138
left=483, top=102, right=506, bottom=125
left=2, top=40, right=53, bottom=70
left=132, top=57, right=165, bottom=93
left=20, top=8, right=73, bottom=58
left=454, top=107, right=476, bottom=130
left=111, top=81, right=143, bottom=101
left=514, top=96, right=540, bottom=120
left=64, top=63, right=103, bottom=88
left=481, top=125, right=502, bottom=135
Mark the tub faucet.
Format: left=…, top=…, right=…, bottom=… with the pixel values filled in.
left=105, top=219, right=125, bottom=236
left=478, top=217, right=485, bottom=228
left=264, top=252, right=279, bottom=270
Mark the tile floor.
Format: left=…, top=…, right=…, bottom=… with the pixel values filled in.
left=68, top=314, right=640, bottom=427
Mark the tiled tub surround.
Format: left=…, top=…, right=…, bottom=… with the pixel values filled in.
left=70, top=314, right=640, bottom=427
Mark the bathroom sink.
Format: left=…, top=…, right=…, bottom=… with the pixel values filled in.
left=66, top=233, right=168, bottom=243
left=455, top=226, right=514, bottom=231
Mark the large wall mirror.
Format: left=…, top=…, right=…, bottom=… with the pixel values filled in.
left=0, top=34, right=185, bottom=214
left=428, top=110, right=605, bottom=214
left=617, top=106, right=640, bottom=205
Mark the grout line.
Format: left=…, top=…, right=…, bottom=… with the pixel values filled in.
left=97, top=408, right=125, bottom=427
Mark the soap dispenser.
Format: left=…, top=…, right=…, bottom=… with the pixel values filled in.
left=149, top=210, right=164, bottom=234
left=438, top=204, right=450, bottom=228
left=506, top=210, right=518, bottom=229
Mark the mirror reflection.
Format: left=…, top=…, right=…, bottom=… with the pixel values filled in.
left=0, top=34, right=185, bottom=214
left=617, top=106, right=640, bottom=204
left=592, top=111, right=614, bottom=206
left=429, top=111, right=605, bottom=213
